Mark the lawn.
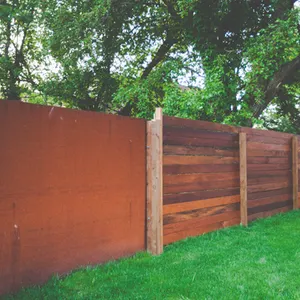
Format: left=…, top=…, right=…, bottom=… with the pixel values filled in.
left=3, top=210, right=300, bottom=300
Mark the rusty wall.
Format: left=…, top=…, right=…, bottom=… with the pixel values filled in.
left=0, top=101, right=146, bottom=295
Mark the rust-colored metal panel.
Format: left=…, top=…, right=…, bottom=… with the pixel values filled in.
left=0, top=101, right=146, bottom=295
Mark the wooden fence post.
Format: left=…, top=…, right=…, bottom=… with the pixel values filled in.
left=292, top=136, right=298, bottom=210
left=146, top=108, right=163, bottom=255
left=239, top=132, right=248, bottom=226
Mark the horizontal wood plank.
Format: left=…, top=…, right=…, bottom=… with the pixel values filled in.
left=164, top=126, right=238, bottom=140
left=247, top=164, right=290, bottom=171
left=164, top=116, right=239, bottom=134
left=164, top=203, right=239, bottom=225
left=246, top=134, right=291, bottom=145
left=164, top=172, right=239, bottom=185
left=164, top=135, right=238, bottom=148
left=247, top=170, right=291, bottom=179
left=247, top=142, right=290, bottom=152
left=164, top=178, right=240, bottom=194
left=248, top=176, right=292, bottom=187
left=248, top=205, right=292, bottom=222
left=247, top=156, right=290, bottom=165
left=248, top=200, right=291, bottom=215
left=248, top=187, right=292, bottom=201
left=163, top=218, right=240, bottom=245
left=163, top=188, right=240, bottom=205
left=248, top=194, right=292, bottom=208
left=247, top=181, right=290, bottom=193
left=163, top=145, right=239, bottom=157
left=164, top=211, right=240, bottom=235
left=163, top=195, right=240, bottom=214
left=164, top=155, right=239, bottom=165
left=164, top=164, right=239, bottom=175
left=247, top=149, right=290, bottom=157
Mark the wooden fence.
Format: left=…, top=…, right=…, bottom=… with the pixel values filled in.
left=1, top=102, right=299, bottom=295
left=0, top=101, right=146, bottom=295
left=147, top=110, right=298, bottom=253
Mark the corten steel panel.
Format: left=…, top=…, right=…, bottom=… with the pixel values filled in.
left=0, top=101, right=146, bottom=295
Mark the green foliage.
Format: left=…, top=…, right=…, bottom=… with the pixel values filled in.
left=5, top=211, right=300, bottom=299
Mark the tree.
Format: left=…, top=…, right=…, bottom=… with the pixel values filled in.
left=0, top=0, right=42, bottom=100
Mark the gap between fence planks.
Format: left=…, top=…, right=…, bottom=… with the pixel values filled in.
left=239, top=132, right=248, bottom=226
left=147, top=108, right=163, bottom=255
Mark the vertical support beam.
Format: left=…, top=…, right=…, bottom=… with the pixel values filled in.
left=292, top=136, right=298, bottom=210
left=239, top=132, right=248, bottom=226
left=146, top=108, right=163, bottom=255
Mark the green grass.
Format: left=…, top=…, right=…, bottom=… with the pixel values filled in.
left=3, top=210, right=300, bottom=300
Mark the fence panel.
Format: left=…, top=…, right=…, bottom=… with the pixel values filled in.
left=0, top=101, right=146, bottom=295
left=163, top=116, right=241, bottom=245
left=241, top=128, right=293, bottom=222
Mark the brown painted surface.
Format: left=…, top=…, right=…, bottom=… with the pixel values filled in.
left=0, top=101, right=146, bottom=295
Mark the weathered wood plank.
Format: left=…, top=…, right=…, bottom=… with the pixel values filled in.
left=164, top=178, right=240, bottom=194
left=164, top=116, right=239, bottom=134
left=248, top=187, right=291, bottom=201
left=239, top=132, right=247, bottom=226
left=247, top=149, right=290, bottom=157
left=164, top=155, right=239, bottom=165
left=164, top=203, right=239, bottom=225
left=292, top=136, right=298, bottom=210
left=164, top=164, right=239, bottom=175
left=248, top=205, right=292, bottom=222
left=163, top=195, right=240, bottom=215
left=246, top=134, right=291, bottom=145
left=164, top=172, right=239, bottom=185
left=163, top=218, right=240, bottom=245
left=164, top=126, right=238, bottom=140
left=247, top=164, right=290, bottom=171
left=163, top=145, right=239, bottom=157
left=248, top=175, right=292, bottom=186
left=164, top=211, right=240, bottom=235
left=163, top=187, right=240, bottom=205
left=164, top=135, right=238, bottom=148
left=147, top=108, right=163, bottom=255
left=247, top=181, right=290, bottom=194
left=247, top=142, right=290, bottom=152
left=248, top=194, right=292, bottom=208
left=247, top=169, right=291, bottom=179
left=247, top=156, right=290, bottom=165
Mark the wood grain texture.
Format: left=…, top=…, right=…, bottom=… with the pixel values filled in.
left=248, top=187, right=291, bottom=201
left=164, top=211, right=240, bottom=235
left=247, top=157, right=290, bottom=165
left=164, top=116, right=239, bottom=134
left=247, top=181, right=290, bottom=193
left=247, top=170, right=291, bottom=179
left=247, top=164, right=290, bottom=171
left=147, top=108, right=163, bottom=255
left=164, top=203, right=239, bottom=225
left=292, top=136, right=298, bottom=209
left=247, top=142, right=290, bottom=152
left=164, top=145, right=239, bottom=157
left=163, top=218, right=240, bottom=245
left=248, top=194, right=292, bottom=208
left=248, top=200, right=291, bottom=215
left=164, top=126, right=238, bottom=140
left=164, top=164, right=239, bottom=175
left=164, top=172, right=239, bottom=185
left=163, top=195, right=240, bottom=215
left=164, top=178, right=240, bottom=194
left=164, top=135, right=238, bottom=148
left=248, top=176, right=292, bottom=186
left=246, top=134, right=291, bottom=145
left=248, top=205, right=292, bottom=222
left=239, top=132, right=247, bottom=226
left=247, top=149, right=290, bottom=157
left=164, top=155, right=239, bottom=165
left=163, top=188, right=240, bottom=205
